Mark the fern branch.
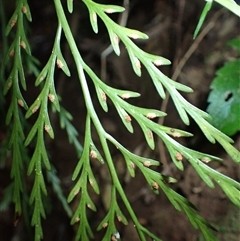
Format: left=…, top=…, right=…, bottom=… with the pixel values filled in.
left=24, top=23, right=69, bottom=240
left=3, top=0, right=32, bottom=215
left=55, top=0, right=239, bottom=240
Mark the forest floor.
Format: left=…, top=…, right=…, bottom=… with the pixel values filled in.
left=0, top=0, right=240, bottom=241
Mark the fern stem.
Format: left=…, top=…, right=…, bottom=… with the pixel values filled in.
left=53, top=0, right=147, bottom=238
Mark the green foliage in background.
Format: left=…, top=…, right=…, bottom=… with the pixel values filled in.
left=207, top=59, right=240, bottom=135
left=0, top=0, right=240, bottom=241
left=207, top=38, right=240, bottom=136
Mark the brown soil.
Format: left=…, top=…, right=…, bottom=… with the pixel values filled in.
left=0, top=1, right=239, bottom=241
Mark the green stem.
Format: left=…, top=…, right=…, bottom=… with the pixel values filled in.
left=53, top=0, right=146, bottom=239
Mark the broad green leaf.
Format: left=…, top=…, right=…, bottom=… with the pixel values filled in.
left=207, top=59, right=240, bottom=136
